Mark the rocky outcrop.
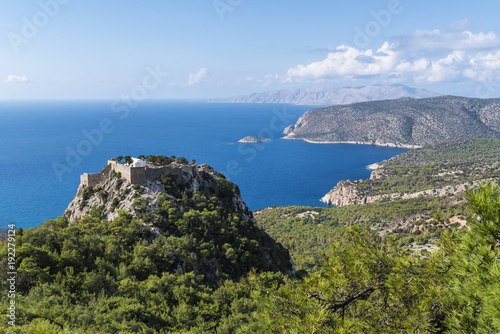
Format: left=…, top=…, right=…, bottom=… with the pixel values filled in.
left=284, top=96, right=500, bottom=146
left=238, top=136, right=270, bottom=143
left=322, top=178, right=493, bottom=207
left=64, top=159, right=296, bottom=281
left=65, top=162, right=253, bottom=223
left=320, top=180, right=365, bottom=206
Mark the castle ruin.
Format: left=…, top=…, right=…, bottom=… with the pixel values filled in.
left=81, top=159, right=197, bottom=187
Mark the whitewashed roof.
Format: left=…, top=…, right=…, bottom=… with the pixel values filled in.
left=130, top=158, right=146, bottom=167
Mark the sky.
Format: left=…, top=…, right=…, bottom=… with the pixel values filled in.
left=1, top=0, right=500, bottom=99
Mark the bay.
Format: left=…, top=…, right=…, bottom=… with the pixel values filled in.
left=0, top=100, right=408, bottom=228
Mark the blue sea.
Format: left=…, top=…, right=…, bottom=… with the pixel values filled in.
left=0, top=101, right=408, bottom=229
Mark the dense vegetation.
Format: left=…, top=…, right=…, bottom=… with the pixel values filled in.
left=2, top=184, right=500, bottom=332
left=255, top=193, right=466, bottom=272
left=250, top=183, right=500, bottom=333
left=385, top=139, right=500, bottom=167
left=0, top=214, right=289, bottom=333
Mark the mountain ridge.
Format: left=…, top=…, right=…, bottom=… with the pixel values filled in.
left=283, top=95, right=500, bottom=147
left=209, top=84, right=439, bottom=105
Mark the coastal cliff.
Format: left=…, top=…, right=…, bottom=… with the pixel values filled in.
left=65, top=160, right=253, bottom=223
left=320, top=180, right=365, bottom=206
left=321, top=139, right=500, bottom=206
left=284, top=96, right=500, bottom=147
left=321, top=177, right=494, bottom=206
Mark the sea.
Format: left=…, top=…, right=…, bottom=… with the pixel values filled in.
left=0, top=100, right=409, bottom=229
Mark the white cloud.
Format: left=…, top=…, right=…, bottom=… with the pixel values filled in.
left=395, top=58, right=430, bottom=73
left=286, top=28, right=500, bottom=86
left=469, top=50, right=500, bottom=70
left=188, top=68, right=209, bottom=85
left=464, top=50, right=500, bottom=81
left=415, top=51, right=466, bottom=82
left=287, top=43, right=500, bottom=85
left=287, top=42, right=399, bottom=79
left=398, top=29, right=500, bottom=51
left=4, top=75, right=29, bottom=83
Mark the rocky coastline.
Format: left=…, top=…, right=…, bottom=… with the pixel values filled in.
left=282, top=136, right=421, bottom=149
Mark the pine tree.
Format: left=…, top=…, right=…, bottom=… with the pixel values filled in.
left=445, top=182, right=500, bottom=333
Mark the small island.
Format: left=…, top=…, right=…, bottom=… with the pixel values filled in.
left=237, top=136, right=271, bottom=143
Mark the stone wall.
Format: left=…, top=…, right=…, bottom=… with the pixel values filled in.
left=80, top=160, right=194, bottom=187
left=80, top=160, right=196, bottom=187
left=130, top=167, right=148, bottom=184
left=81, top=164, right=112, bottom=187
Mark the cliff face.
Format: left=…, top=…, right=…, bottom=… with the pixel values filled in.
left=65, top=162, right=252, bottom=223
left=320, top=180, right=365, bottom=206
left=321, top=177, right=493, bottom=207
left=284, top=96, right=500, bottom=147
left=321, top=139, right=500, bottom=207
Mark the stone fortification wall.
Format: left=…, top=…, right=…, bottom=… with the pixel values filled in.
left=130, top=167, right=147, bottom=184
left=109, top=160, right=147, bottom=185
left=81, top=164, right=112, bottom=187
left=80, top=160, right=196, bottom=188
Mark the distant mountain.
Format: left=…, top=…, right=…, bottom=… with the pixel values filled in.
left=283, top=96, right=500, bottom=147
left=209, top=85, right=440, bottom=105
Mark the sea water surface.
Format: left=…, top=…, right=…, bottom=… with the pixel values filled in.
left=0, top=100, right=408, bottom=228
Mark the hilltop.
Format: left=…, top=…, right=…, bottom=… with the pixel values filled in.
left=65, top=157, right=254, bottom=223
left=63, top=155, right=294, bottom=282
left=209, top=84, right=438, bottom=105
left=283, top=95, right=500, bottom=147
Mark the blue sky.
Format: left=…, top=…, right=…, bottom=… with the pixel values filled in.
left=1, top=0, right=500, bottom=99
